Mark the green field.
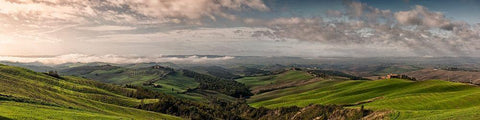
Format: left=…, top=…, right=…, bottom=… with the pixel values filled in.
left=248, top=78, right=480, bottom=119
left=87, top=68, right=166, bottom=85
left=152, top=71, right=199, bottom=93
left=60, top=66, right=205, bottom=100
left=237, top=70, right=314, bottom=87
left=0, top=65, right=180, bottom=120
left=144, top=71, right=205, bottom=101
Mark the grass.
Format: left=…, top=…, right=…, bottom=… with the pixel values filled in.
left=64, top=66, right=168, bottom=85
left=94, top=68, right=165, bottom=85
left=63, top=66, right=207, bottom=100
left=153, top=71, right=199, bottom=93
left=248, top=78, right=480, bottom=119
left=237, top=70, right=314, bottom=88
left=0, top=65, right=180, bottom=120
left=145, top=71, right=204, bottom=101
left=0, top=101, right=124, bottom=120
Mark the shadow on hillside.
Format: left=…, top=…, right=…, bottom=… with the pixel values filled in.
left=0, top=116, right=13, bottom=120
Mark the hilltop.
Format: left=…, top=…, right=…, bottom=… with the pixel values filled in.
left=245, top=78, right=480, bottom=119
left=4, top=61, right=480, bottom=119
left=404, top=68, right=480, bottom=85
left=0, top=64, right=179, bottom=120
left=59, top=64, right=252, bottom=101
left=0, top=64, right=380, bottom=119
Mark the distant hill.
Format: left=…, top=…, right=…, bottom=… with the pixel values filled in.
left=0, top=64, right=377, bottom=120
left=404, top=68, right=480, bottom=84
left=237, top=70, right=317, bottom=94
left=187, top=66, right=241, bottom=79
left=6, top=60, right=480, bottom=119
left=60, top=64, right=252, bottom=101
left=0, top=64, right=179, bottom=120
left=237, top=69, right=366, bottom=94
left=60, top=64, right=173, bottom=85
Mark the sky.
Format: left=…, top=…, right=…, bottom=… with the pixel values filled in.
left=0, top=0, right=480, bottom=62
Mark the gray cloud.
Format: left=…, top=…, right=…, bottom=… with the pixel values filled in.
left=394, top=5, right=455, bottom=30
left=344, top=1, right=393, bottom=23
left=2, top=0, right=479, bottom=58
left=0, top=0, right=269, bottom=27
left=245, top=1, right=480, bottom=57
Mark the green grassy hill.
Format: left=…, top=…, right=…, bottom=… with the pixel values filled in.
left=60, top=65, right=171, bottom=85
left=59, top=65, right=204, bottom=100
left=248, top=78, right=480, bottom=119
left=187, top=66, right=241, bottom=79
left=237, top=70, right=314, bottom=87
left=237, top=70, right=321, bottom=95
left=61, top=65, right=251, bottom=102
left=143, top=70, right=204, bottom=101
left=0, top=64, right=180, bottom=120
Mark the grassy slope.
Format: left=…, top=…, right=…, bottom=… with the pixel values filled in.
left=145, top=71, right=204, bottom=101
left=63, top=65, right=237, bottom=102
left=237, top=70, right=314, bottom=88
left=0, top=65, right=180, bottom=120
left=249, top=79, right=480, bottom=119
left=153, top=71, right=199, bottom=93
left=62, top=66, right=202, bottom=100
left=60, top=65, right=170, bottom=85
left=89, top=67, right=165, bottom=85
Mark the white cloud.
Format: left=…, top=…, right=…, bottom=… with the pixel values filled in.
left=244, top=2, right=480, bottom=57
left=0, top=54, right=235, bottom=64
left=76, top=25, right=137, bottom=31
left=0, top=0, right=271, bottom=56
left=127, top=0, right=268, bottom=22
left=84, top=27, right=273, bottom=43
left=0, top=0, right=269, bottom=27
left=394, top=5, right=454, bottom=30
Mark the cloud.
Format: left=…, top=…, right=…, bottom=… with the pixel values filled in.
left=343, top=1, right=392, bottom=23
left=2, top=0, right=479, bottom=58
left=245, top=1, right=480, bottom=57
left=394, top=5, right=455, bottom=30
left=326, top=10, right=342, bottom=17
left=76, top=25, right=137, bottom=31
left=128, top=0, right=268, bottom=22
left=84, top=27, right=273, bottom=43
left=0, top=54, right=235, bottom=64
left=0, top=0, right=269, bottom=27
left=0, top=0, right=271, bottom=56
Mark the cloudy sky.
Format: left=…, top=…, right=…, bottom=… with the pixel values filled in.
left=1, top=0, right=480, bottom=58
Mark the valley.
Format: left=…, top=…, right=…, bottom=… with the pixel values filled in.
left=2, top=59, right=480, bottom=119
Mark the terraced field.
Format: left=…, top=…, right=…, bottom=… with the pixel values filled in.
left=0, top=65, right=180, bottom=120
left=248, top=79, right=480, bottom=119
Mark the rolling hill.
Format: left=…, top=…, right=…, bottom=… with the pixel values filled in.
left=246, top=78, right=480, bottom=119
left=59, top=64, right=173, bottom=85
left=237, top=70, right=316, bottom=94
left=237, top=69, right=367, bottom=95
left=60, top=65, right=252, bottom=101
left=0, top=64, right=180, bottom=120
left=187, top=66, right=241, bottom=79
left=404, top=68, right=480, bottom=85
left=0, top=64, right=381, bottom=119
left=7, top=61, right=480, bottom=119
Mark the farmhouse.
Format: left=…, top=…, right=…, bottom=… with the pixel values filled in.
left=380, top=74, right=400, bottom=79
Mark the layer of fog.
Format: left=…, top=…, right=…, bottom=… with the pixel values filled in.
left=0, top=54, right=234, bottom=65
